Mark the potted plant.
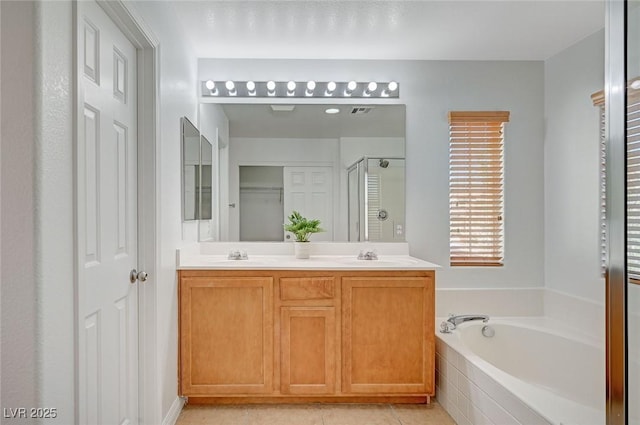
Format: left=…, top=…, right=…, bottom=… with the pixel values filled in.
left=283, top=210, right=324, bottom=259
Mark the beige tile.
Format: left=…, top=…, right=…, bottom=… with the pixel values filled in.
left=246, top=405, right=323, bottom=425
left=175, top=403, right=456, bottom=425
left=176, top=405, right=247, bottom=425
left=322, top=404, right=401, bottom=425
left=391, top=402, right=456, bottom=425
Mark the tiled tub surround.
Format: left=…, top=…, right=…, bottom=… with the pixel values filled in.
left=435, top=318, right=605, bottom=425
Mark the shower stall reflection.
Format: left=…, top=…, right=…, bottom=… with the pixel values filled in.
left=347, top=157, right=405, bottom=241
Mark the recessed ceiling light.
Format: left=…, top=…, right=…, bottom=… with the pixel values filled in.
left=325, top=108, right=340, bottom=114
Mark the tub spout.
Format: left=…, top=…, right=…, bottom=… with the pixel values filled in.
left=445, top=314, right=490, bottom=330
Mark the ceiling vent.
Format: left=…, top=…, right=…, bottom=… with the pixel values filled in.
left=351, top=106, right=375, bottom=114
left=270, top=105, right=296, bottom=112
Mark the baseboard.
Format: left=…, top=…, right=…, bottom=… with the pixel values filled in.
left=161, top=396, right=186, bottom=425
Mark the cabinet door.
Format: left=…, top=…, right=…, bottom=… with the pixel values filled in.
left=280, top=307, right=336, bottom=395
left=180, top=276, right=273, bottom=395
left=342, top=276, right=434, bottom=394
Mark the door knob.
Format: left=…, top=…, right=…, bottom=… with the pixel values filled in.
left=130, top=269, right=149, bottom=284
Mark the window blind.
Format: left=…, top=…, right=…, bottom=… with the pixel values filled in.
left=593, top=87, right=640, bottom=283
left=627, top=91, right=640, bottom=282
left=592, top=91, right=607, bottom=277
left=448, top=111, right=510, bottom=266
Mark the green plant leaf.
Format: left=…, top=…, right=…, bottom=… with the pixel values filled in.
left=283, top=210, right=324, bottom=242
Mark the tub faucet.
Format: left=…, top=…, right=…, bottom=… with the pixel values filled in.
left=440, top=314, right=489, bottom=333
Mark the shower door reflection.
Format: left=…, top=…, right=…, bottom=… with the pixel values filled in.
left=347, top=157, right=405, bottom=241
left=628, top=2, right=640, bottom=424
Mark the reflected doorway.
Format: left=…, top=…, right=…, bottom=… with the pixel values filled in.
left=239, top=166, right=284, bottom=241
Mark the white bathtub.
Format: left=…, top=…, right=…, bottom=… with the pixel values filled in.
left=435, top=317, right=605, bottom=425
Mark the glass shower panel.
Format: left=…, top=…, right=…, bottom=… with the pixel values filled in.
left=628, top=2, right=640, bottom=423
left=366, top=158, right=405, bottom=241
left=348, top=164, right=360, bottom=241
left=347, top=157, right=405, bottom=242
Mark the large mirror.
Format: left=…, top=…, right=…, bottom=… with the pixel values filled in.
left=198, top=103, right=405, bottom=242
left=181, top=117, right=213, bottom=224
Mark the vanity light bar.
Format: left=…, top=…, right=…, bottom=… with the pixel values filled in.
left=201, top=80, right=399, bottom=98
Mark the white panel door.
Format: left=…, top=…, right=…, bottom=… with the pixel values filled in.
left=78, top=1, right=139, bottom=424
left=283, top=167, right=333, bottom=241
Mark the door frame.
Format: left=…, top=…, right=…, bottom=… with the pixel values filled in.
left=74, top=1, right=159, bottom=424
left=604, top=0, right=627, bottom=423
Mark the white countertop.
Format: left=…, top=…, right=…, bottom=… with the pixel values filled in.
left=177, top=242, right=440, bottom=270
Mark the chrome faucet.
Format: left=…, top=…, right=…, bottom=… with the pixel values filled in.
left=357, top=249, right=378, bottom=260
left=440, top=314, right=489, bottom=333
left=227, top=249, right=248, bottom=260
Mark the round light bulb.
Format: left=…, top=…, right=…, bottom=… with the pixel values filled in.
left=205, top=80, right=215, bottom=90
left=347, top=81, right=357, bottom=91
left=287, top=81, right=296, bottom=91
left=307, top=81, right=316, bottom=90
left=327, top=81, right=336, bottom=91
left=225, top=80, right=235, bottom=90
left=246, top=81, right=256, bottom=91
left=267, top=81, right=276, bottom=91
left=388, top=81, right=398, bottom=92
left=367, top=82, right=378, bottom=92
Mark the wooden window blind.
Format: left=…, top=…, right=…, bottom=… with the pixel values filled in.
left=448, top=111, right=510, bottom=267
left=593, top=86, right=640, bottom=284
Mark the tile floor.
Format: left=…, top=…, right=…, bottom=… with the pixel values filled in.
left=176, top=402, right=456, bottom=425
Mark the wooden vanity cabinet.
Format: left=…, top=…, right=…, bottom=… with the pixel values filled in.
left=342, top=275, right=435, bottom=394
left=179, top=272, right=274, bottom=395
left=179, top=269, right=435, bottom=403
left=277, top=276, right=338, bottom=395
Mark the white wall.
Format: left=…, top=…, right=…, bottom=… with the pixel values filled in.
left=200, top=58, right=546, bottom=289
left=544, top=30, right=605, bottom=303
left=199, top=103, right=229, bottom=241
left=34, top=1, right=76, bottom=422
left=340, top=137, right=405, bottom=169
left=1, top=1, right=39, bottom=419
left=130, top=1, right=199, bottom=420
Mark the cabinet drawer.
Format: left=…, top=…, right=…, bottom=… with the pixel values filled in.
left=280, top=277, right=335, bottom=301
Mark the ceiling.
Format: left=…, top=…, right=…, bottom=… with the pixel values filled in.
left=220, top=104, right=405, bottom=138
left=170, top=1, right=604, bottom=61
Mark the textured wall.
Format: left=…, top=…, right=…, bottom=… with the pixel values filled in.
left=34, top=1, right=76, bottom=423
left=1, top=1, right=38, bottom=420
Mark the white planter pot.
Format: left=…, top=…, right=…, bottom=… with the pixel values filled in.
left=294, top=242, right=311, bottom=259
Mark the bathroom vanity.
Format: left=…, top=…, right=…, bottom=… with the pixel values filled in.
left=177, top=243, right=437, bottom=404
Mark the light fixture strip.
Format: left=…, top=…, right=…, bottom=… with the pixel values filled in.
left=201, top=81, right=399, bottom=98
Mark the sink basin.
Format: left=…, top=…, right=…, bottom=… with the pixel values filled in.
left=200, top=256, right=277, bottom=266
left=334, top=257, right=421, bottom=267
